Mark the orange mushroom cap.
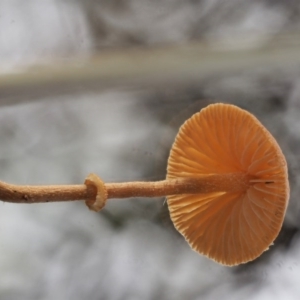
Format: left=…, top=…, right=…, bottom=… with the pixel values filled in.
left=167, top=103, right=289, bottom=266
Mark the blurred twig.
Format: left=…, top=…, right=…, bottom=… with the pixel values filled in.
left=1, top=32, right=300, bottom=104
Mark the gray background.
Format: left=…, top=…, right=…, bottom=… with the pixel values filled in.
left=0, top=1, right=300, bottom=299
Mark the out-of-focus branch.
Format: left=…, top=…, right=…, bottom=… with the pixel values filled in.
left=1, top=32, right=300, bottom=104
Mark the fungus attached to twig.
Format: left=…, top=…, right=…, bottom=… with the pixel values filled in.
left=0, top=103, right=289, bottom=266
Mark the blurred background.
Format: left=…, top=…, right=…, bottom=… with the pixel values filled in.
left=0, top=0, right=300, bottom=299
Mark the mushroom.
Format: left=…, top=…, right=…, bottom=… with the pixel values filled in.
left=167, top=103, right=289, bottom=265
left=0, top=103, right=289, bottom=266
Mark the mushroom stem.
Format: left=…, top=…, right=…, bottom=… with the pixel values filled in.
left=106, top=172, right=250, bottom=198
left=0, top=181, right=92, bottom=204
left=0, top=172, right=250, bottom=204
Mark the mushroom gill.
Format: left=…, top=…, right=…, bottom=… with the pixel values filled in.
left=167, top=103, right=289, bottom=266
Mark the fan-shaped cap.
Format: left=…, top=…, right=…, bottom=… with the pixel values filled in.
left=167, top=103, right=289, bottom=266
